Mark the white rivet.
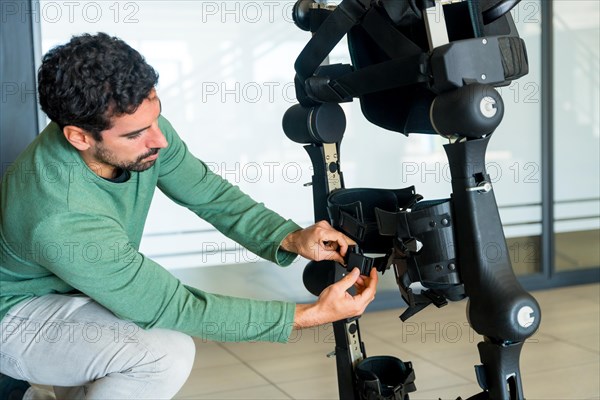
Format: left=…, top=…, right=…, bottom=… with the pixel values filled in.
left=480, top=96, right=497, bottom=118
left=517, top=306, right=535, bottom=328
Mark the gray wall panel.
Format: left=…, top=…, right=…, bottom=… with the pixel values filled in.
left=1, top=0, right=40, bottom=178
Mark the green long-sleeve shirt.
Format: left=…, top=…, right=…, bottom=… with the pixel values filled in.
left=0, top=116, right=301, bottom=343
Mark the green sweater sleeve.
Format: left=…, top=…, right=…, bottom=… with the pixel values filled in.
left=156, top=117, right=301, bottom=266
left=32, top=213, right=296, bottom=343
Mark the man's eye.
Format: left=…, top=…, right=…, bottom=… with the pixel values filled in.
left=127, top=132, right=143, bottom=140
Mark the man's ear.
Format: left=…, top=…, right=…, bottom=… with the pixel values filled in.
left=63, top=125, right=94, bottom=151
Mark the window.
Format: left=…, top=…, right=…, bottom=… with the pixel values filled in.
left=553, top=0, right=600, bottom=272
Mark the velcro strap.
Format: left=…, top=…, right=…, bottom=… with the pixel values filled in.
left=376, top=199, right=453, bottom=240
left=328, top=201, right=367, bottom=242
left=498, top=36, right=528, bottom=80
left=376, top=208, right=410, bottom=237
left=331, top=53, right=429, bottom=99
left=339, top=210, right=367, bottom=241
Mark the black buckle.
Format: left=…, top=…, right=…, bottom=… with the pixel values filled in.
left=344, top=245, right=389, bottom=275
left=345, top=248, right=374, bottom=276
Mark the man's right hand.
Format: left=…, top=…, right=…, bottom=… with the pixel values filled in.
left=293, top=267, right=378, bottom=330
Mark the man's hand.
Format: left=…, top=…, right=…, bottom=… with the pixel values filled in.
left=293, top=267, right=378, bottom=330
left=281, top=220, right=355, bottom=264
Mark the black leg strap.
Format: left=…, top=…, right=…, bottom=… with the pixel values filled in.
left=295, top=0, right=371, bottom=81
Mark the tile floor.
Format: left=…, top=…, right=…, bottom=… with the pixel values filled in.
left=174, top=283, right=600, bottom=400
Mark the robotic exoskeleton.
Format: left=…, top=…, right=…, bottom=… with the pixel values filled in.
left=281, top=1, right=542, bottom=399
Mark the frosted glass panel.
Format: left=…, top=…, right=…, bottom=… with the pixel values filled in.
left=553, top=0, right=600, bottom=211
left=553, top=0, right=600, bottom=272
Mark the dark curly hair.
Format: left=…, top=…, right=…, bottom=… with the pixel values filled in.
left=38, top=32, right=159, bottom=141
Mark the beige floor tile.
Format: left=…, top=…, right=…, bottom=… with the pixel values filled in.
left=192, top=340, right=241, bottom=369
left=536, top=296, right=600, bottom=322
left=523, top=361, right=600, bottom=400
left=176, top=384, right=292, bottom=399
left=360, top=332, right=414, bottom=356
left=221, top=324, right=337, bottom=362
left=521, top=338, right=599, bottom=374
left=410, top=382, right=483, bottom=400
left=356, top=310, right=403, bottom=328
left=274, top=361, right=472, bottom=400
left=405, top=357, right=474, bottom=393
left=425, top=351, right=482, bottom=384
left=245, top=340, right=472, bottom=392
left=574, top=283, right=600, bottom=302
left=174, top=363, right=270, bottom=398
left=359, top=298, right=469, bottom=328
left=443, top=338, right=600, bottom=384
left=569, top=332, right=600, bottom=353
left=364, top=316, right=484, bottom=363
left=248, top=350, right=337, bottom=384
left=534, top=283, right=599, bottom=304
left=276, top=375, right=340, bottom=400
left=538, top=312, right=599, bottom=342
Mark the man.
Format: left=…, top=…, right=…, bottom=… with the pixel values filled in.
left=0, top=33, right=378, bottom=399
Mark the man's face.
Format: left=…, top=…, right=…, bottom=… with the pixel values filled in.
left=87, top=89, right=167, bottom=177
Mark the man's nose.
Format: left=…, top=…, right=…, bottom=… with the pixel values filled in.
left=147, top=124, right=168, bottom=149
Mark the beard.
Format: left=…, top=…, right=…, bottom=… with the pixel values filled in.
left=93, top=144, right=160, bottom=173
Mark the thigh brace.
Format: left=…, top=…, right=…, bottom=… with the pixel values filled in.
left=327, top=187, right=466, bottom=320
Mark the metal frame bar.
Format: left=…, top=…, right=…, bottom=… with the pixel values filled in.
left=540, top=0, right=555, bottom=282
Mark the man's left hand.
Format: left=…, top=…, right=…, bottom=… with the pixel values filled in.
left=281, top=220, right=355, bottom=264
